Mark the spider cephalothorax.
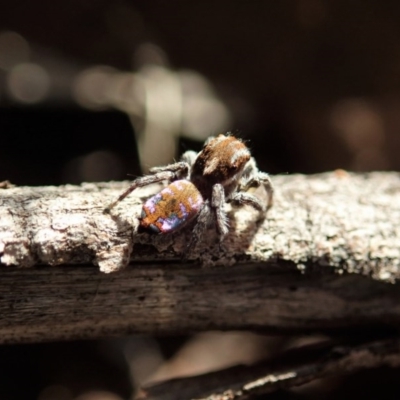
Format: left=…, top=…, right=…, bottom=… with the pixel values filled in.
left=105, top=134, right=273, bottom=250
left=191, top=135, right=251, bottom=189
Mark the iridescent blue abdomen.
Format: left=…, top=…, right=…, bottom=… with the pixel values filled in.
left=140, top=180, right=204, bottom=234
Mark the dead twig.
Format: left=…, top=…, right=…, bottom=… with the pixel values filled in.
left=139, top=337, right=400, bottom=400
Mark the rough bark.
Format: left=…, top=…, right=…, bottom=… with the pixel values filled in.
left=1, top=171, right=400, bottom=279
left=0, top=172, right=399, bottom=343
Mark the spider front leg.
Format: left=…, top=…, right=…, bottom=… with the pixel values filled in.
left=211, top=183, right=229, bottom=240
left=250, top=172, right=274, bottom=210
left=149, top=161, right=190, bottom=178
left=179, top=150, right=198, bottom=167
left=183, top=202, right=211, bottom=259
left=233, top=173, right=274, bottom=212
left=230, top=191, right=266, bottom=212
left=179, top=183, right=229, bottom=253
left=104, top=161, right=190, bottom=213
left=241, top=160, right=274, bottom=210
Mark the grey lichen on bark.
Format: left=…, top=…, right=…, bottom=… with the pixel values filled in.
left=0, top=171, right=399, bottom=280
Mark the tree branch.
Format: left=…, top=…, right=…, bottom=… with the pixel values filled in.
left=1, top=171, right=399, bottom=278
left=0, top=172, right=399, bottom=343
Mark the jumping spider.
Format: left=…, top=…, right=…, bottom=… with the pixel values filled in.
left=105, top=134, right=273, bottom=252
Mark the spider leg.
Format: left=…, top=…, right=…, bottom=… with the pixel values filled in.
left=241, top=158, right=274, bottom=210
left=243, top=172, right=274, bottom=210
left=180, top=150, right=198, bottom=167
left=211, top=183, right=229, bottom=240
left=184, top=184, right=229, bottom=256
left=230, top=192, right=265, bottom=211
left=149, top=161, right=190, bottom=179
left=182, top=202, right=211, bottom=259
left=104, top=170, right=177, bottom=213
left=256, top=172, right=274, bottom=210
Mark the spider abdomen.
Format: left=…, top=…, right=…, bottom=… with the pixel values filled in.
left=140, top=180, right=204, bottom=234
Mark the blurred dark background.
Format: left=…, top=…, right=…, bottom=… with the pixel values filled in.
left=1, top=1, right=400, bottom=399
